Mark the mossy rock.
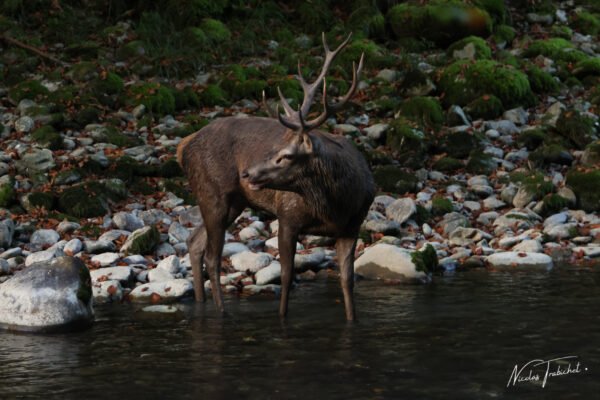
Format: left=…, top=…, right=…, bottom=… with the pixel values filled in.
left=398, top=96, right=444, bottom=130
left=431, top=196, right=453, bottom=216
left=573, top=58, right=600, bottom=79
left=199, top=84, right=229, bottom=107
left=173, top=87, right=201, bottom=110
left=93, top=72, right=124, bottom=96
left=386, top=117, right=427, bottom=168
left=433, top=156, right=463, bottom=172
left=8, top=80, right=49, bottom=103
left=466, top=152, right=496, bottom=174
left=70, top=61, right=98, bottom=81
left=414, top=204, right=432, bottom=225
left=510, top=171, right=554, bottom=199
left=525, top=65, right=559, bottom=94
left=104, top=126, right=142, bottom=147
left=387, top=2, right=492, bottom=46
left=540, top=193, right=569, bottom=217
left=464, top=94, right=504, bottom=120
left=524, top=38, right=588, bottom=64
left=0, top=182, right=16, bottom=208
left=58, top=185, right=109, bottom=218
left=555, top=109, right=596, bottom=149
left=566, top=169, right=600, bottom=212
left=571, top=10, right=600, bottom=35
left=159, top=178, right=196, bottom=205
left=74, top=107, right=101, bottom=127
left=411, top=244, right=439, bottom=273
left=530, top=144, right=573, bottom=166
left=338, top=38, right=390, bottom=69
left=517, top=128, right=546, bottom=150
left=31, top=126, right=63, bottom=150
left=116, top=40, right=146, bottom=61
left=267, top=78, right=302, bottom=106
left=22, top=191, right=55, bottom=211
left=129, top=83, right=176, bottom=116
left=438, top=131, right=481, bottom=159
left=54, top=169, right=82, bottom=185
left=438, top=60, right=533, bottom=108
left=199, top=18, right=231, bottom=44
left=447, top=36, right=492, bottom=60
left=122, top=226, right=160, bottom=256
left=492, top=24, right=516, bottom=45
left=550, top=25, right=573, bottom=39
left=373, top=165, right=419, bottom=194
left=582, top=140, right=600, bottom=165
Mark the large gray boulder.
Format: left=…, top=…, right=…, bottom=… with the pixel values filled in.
left=354, top=243, right=429, bottom=282
left=0, top=257, right=94, bottom=332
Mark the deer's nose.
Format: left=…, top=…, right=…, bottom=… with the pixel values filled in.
left=241, top=170, right=250, bottom=179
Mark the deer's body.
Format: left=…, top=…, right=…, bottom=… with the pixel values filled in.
left=178, top=33, right=374, bottom=320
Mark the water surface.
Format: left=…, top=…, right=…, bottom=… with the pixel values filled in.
left=1, top=268, right=599, bottom=399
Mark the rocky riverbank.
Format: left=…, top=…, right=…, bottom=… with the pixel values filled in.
left=0, top=1, right=599, bottom=320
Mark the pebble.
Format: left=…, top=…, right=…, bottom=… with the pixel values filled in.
left=91, top=252, right=120, bottom=267
left=30, top=229, right=60, bottom=247
left=230, top=251, right=273, bottom=273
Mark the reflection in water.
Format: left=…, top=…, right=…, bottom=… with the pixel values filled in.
left=1, top=268, right=599, bottom=399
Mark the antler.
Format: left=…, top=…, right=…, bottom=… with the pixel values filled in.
left=277, top=32, right=364, bottom=131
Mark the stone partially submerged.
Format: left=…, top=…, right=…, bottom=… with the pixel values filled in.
left=0, top=257, right=94, bottom=332
left=486, top=251, right=553, bottom=270
left=354, top=243, right=433, bottom=282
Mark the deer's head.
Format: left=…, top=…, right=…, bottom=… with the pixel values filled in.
left=241, top=33, right=364, bottom=191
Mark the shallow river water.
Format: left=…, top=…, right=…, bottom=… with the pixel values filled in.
left=1, top=267, right=599, bottom=399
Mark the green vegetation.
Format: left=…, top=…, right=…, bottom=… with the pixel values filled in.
left=129, top=83, right=176, bottom=116
left=411, top=244, right=439, bottom=273
left=510, top=171, right=555, bottom=199
left=31, top=126, right=63, bottom=150
left=525, top=65, right=560, bottom=94
left=466, top=152, right=496, bottom=174
left=373, top=165, right=418, bottom=193
left=566, top=169, right=600, bottom=212
left=124, top=226, right=161, bottom=255
left=555, top=110, right=596, bottom=149
left=464, top=95, right=504, bottom=120
left=540, top=194, right=569, bottom=216
left=431, top=196, right=453, bottom=216
left=524, top=38, right=588, bottom=63
left=398, top=97, right=444, bottom=130
left=438, top=131, right=481, bottom=159
left=8, top=80, right=49, bottom=103
left=571, top=10, right=600, bottom=35
left=438, top=60, right=533, bottom=108
left=0, top=182, right=16, bottom=208
left=26, top=191, right=55, bottom=211
left=447, top=36, right=492, bottom=60
left=518, top=128, right=546, bottom=150
left=433, top=157, right=463, bottom=172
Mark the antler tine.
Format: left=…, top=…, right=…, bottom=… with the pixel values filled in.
left=276, top=86, right=295, bottom=117
left=302, top=78, right=330, bottom=130
left=328, top=52, right=364, bottom=113
left=298, top=32, right=353, bottom=119
left=262, top=90, right=277, bottom=119
left=277, top=104, right=300, bottom=130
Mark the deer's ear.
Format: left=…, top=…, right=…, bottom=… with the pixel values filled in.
left=299, top=132, right=313, bottom=154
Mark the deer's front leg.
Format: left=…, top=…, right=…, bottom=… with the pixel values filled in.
left=336, top=237, right=357, bottom=321
left=187, top=225, right=207, bottom=302
left=278, top=223, right=299, bottom=318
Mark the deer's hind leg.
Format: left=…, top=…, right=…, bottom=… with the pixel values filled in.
left=187, top=225, right=207, bottom=302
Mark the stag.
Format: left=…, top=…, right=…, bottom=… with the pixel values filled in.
left=177, top=33, right=374, bottom=320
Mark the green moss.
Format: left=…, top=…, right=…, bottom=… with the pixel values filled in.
left=31, top=126, right=63, bottom=150
left=126, top=225, right=160, bottom=255
left=438, top=60, right=533, bottom=108
left=373, top=165, right=418, bottom=194
left=582, top=141, right=600, bottom=165
left=518, top=128, right=546, bottom=150
left=525, top=65, right=560, bottom=94
left=414, top=204, right=432, bottom=225
left=432, top=196, right=453, bottom=216
left=398, top=96, right=444, bottom=130
left=524, top=38, right=589, bottom=63
left=27, top=191, right=55, bottom=210
left=76, top=262, right=92, bottom=305
left=433, top=157, right=463, bottom=172
left=555, top=109, right=595, bottom=149
left=129, top=83, right=176, bottom=116
left=566, top=169, right=600, bottom=212
left=338, top=38, right=389, bottom=68
left=439, top=131, right=481, bottom=159
left=93, top=72, right=124, bottom=96
left=447, top=36, right=492, bottom=60
left=387, top=2, right=492, bottom=46
left=199, top=18, right=231, bottom=43
left=571, top=10, right=600, bottom=35
left=173, top=87, right=201, bottom=110
left=71, top=61, right=97, bottom=81
left=116, top=40, right=146, bottom=61
left=74, top=107, right=101, bottom=127
left=466, top=152, right=496, bottom=174
left=411, top=244, right=438, bottom=273
left=492, top=24, right=516, bottom=44
left=386, top=117, right=427, bottom=168
left=511, top=171, right=554, bottom=199
left=540, top=194, right=569, bottom=216
left=104, top=126, right=141, bottom=147
left=574, top=58, right=600, bottom=78
left=464, top=94, right=504, bottom=120
left=159, top=178, right=196, bottom=205
left=199, top=84, right=229, bottom=107
left=530, top=144, right=573, bottom=166
left=8, top=80, right=49, bottom=103
left=550, top=25, right=573, bottom=39
left=159, top=158, right=183, bottom=178
left=0, top=182, right=16, bottom=208
left=54, top=169, right=82, bottom=185
left=58, top=185, right=108, bottom=218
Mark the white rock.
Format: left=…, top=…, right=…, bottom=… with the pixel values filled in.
left=156, top=255, right=182, bottom=275
left=386, top=198, right=416, bottom=224
left=255, top=261, right=282, bottom=285
left=264, top=237, right=303, bottom=251
left=30, top=229, right=60, bottom=247
left=129, top=279, right=194, bottom=302
left=512, top=240, right=543, bottom=253
left=486, top=252, right=553, bottom=270
left=168, top=222, right=190, bottom=244
left=142, top=305, right=180, bottom=313
left=543, top=212, right=568, bottom=228
left=63, top=238, right=82, bottom=256
left=239, top=226, right=260, bottom=241
left=122, top=254, right=147, bottom=264
left=91, top=252, right=120, bottom=267
left=363, top=123, right=389, bottom=140
left=89, top=266, right=133, bottom=284
left=573, top=246, right=600, bottom=258
left=448, top=227, right=492, bottom=246
left=25, top=249, right=57, bottom=267
left=354, top=243, right=429, bottom=281
left=483, top=196, right=506, bottom=210
left=294, top=248, right=326, bottom=270
left=148, top=267, right=175, bottom=282
left=222, top=242, right=250, bottom=258
left=543, top=223, right=577, bottom=240
left=230, top=251, right=273, bottom=273
left=93, top=280, right=123, bottom=303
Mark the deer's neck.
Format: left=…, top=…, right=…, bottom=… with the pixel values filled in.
left=296, top=140, right=356, bottom=222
